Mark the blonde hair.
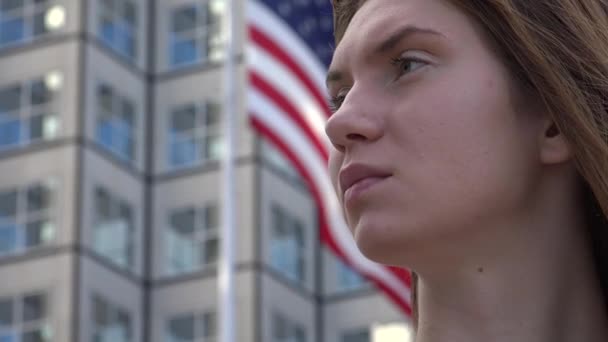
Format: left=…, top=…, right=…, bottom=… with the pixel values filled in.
left=332, top=0, right=608, bottom=324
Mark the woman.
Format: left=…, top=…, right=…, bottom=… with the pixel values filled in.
left=325, top=0, right=608, bottom=341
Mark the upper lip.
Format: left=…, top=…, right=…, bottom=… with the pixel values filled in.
left=339, top=163, right=392, bottom=194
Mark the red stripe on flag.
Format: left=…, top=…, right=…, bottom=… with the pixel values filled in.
left=250, top=71, right=329, bottom=162
left=249, top=25, right=331, bottom=118
left=250, top=115, right=412, bottom=316
left=390, top=267, right=412, bottom=287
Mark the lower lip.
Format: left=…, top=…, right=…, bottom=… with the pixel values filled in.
left=344, top=176, right=389, bottom=205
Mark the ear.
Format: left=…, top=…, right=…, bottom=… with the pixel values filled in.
left=539, top=119, right=572, bottom=165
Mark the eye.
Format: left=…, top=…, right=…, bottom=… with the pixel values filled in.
left=391, top=56, right=428, bottom=79
left=328, top=88, right=350, bottom=113
left=328, top=95, right=344, bottom=113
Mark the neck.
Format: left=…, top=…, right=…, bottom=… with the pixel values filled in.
left=413, top=177, right=608, bottom=342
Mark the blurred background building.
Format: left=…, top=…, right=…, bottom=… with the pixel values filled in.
left=0, top=0, right=409, bottom=341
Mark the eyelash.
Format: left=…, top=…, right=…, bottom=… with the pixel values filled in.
left=328, top=56, right=427, bottom=113
left=390, top=56, right=428, bottom=78
left=328, top=94, right=345, bottom=113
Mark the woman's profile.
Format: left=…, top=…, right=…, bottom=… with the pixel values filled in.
left=325, top=0, right=608, bottom=341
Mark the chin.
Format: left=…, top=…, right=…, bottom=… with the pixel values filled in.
left=351, top=215, right=416, bottom=266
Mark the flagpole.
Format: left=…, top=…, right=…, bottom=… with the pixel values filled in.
left=219, top=0, right=238, bottom=341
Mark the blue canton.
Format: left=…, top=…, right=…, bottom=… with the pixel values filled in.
left=258, top=0, right=335, bottom=68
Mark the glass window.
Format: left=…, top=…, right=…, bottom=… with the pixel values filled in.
left=0, top=181, right=56, bottom=257
left=270, top=205, right=306, bottom=283
left=168, top=1, right=224, bottom=68
left=98, top=0, right=137, bottom=60
left=93, top=187, right=135, bottom=271
left=26, top=183, right=52, bottom=212
left=201, top=312, right=216, bottom=339
left=1, top=0, right=24, bottom=13
left=0, top=85, right=21, bottom=114
left=30, top=80, right=52, bottom=106
left=0, top=72, right=62, bottom=150
left=0, top=0, right=65, bottom=48
left=0, top=84, right=23, bottom=147
left=337, top=259, right=368, bottom=291
left=0, top=293, right=51, bottom=342
left=91, top=294, right=132, bottom=342
left=0, top=190, right=17, bottom=220
left=22, top=294, right=45, bottom=322
left=342, top=329, right=370, bottom=342
left=0, top=0, right=25, bottom=45
left=261, top=139, right=304, bottom=186
left=166, top=204, right=219, bottom=275
left=171, top=6, right=198, bottom=66
left=167, top=314, right=194, bottom=341
left=273, top=313, right=306, bottom=342
left=0, top=299, right=12, bottom=326
left=22, top=329, right=49, bottom=342
left=95, top=83, right=137, bottom=163
left=166, top=311, right=217, bottom=342
left=168, top=102, right=221, bottom=169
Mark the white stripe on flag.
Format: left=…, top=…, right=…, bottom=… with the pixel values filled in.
left=248, top=44, right=330, bottom=149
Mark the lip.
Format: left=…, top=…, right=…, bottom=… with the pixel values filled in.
left=339, top=164, right=392, bottom=200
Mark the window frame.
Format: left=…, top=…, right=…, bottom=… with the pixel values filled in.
left=91, top=293, right=133, bottom=342
left=0, top=0, right=65, bottom=48
left=165, top=203, right=219, bottom=276
left=0, top=72, right=62, bottom=151
left=269, top=204, right=306, bottom=284
left=0, top=291, right=53, bottom=342
left=97, top=0, right=138, bottom=60
left=165, top=310, right=217, bottom=342
left=0, top=180, right=58, bottom=257
left=341, top=328, right=370, bottom=342
left=94, top=82, right=138, bottom=163
left=272, top=312, right=306, bottom=342
left=168, top=1, right=224, bottom=68
left=167, top=101, right=221, bottom=170
left=92, top=186, right=136, bottom=271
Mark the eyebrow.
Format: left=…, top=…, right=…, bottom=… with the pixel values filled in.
left=326, top=70, right=343, bottom=88
left=326, top=25, right=444, bottom=88
left=375, top=25, right=444, bottom=54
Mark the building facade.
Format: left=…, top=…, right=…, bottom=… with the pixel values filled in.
left=0, top=0, right=410, bottom=341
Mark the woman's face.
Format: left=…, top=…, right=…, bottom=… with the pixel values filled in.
left=326, top=0, right=544, bottom=265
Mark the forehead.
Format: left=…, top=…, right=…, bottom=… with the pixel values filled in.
left=331, top=0, right=458, bottom=65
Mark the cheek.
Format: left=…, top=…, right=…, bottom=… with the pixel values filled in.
left=391, top=69, right=539, bottom=226
left=407, top=65, right=530, bottom=165
left=328, top=150, right=343, bottom=194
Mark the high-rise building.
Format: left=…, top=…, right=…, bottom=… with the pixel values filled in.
left=0, top=1, right=409, bottom=341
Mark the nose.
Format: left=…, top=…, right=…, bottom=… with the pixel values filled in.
left=325, top=93, right=384, bottom=152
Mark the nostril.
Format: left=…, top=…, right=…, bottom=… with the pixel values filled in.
left=346, top=133, right=366, bottom=141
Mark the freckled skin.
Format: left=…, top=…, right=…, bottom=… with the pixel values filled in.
left=325, top=0, right=544, bottom=266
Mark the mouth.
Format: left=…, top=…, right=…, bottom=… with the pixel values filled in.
left=344, top=176, right=390, bottom=204
left=339, top=164, right=392, bottom=203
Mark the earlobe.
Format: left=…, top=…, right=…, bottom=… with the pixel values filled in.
left=539, top=121, right=573, bottom=165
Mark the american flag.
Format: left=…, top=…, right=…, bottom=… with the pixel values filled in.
left=246, top=0, right=412, bottom=316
